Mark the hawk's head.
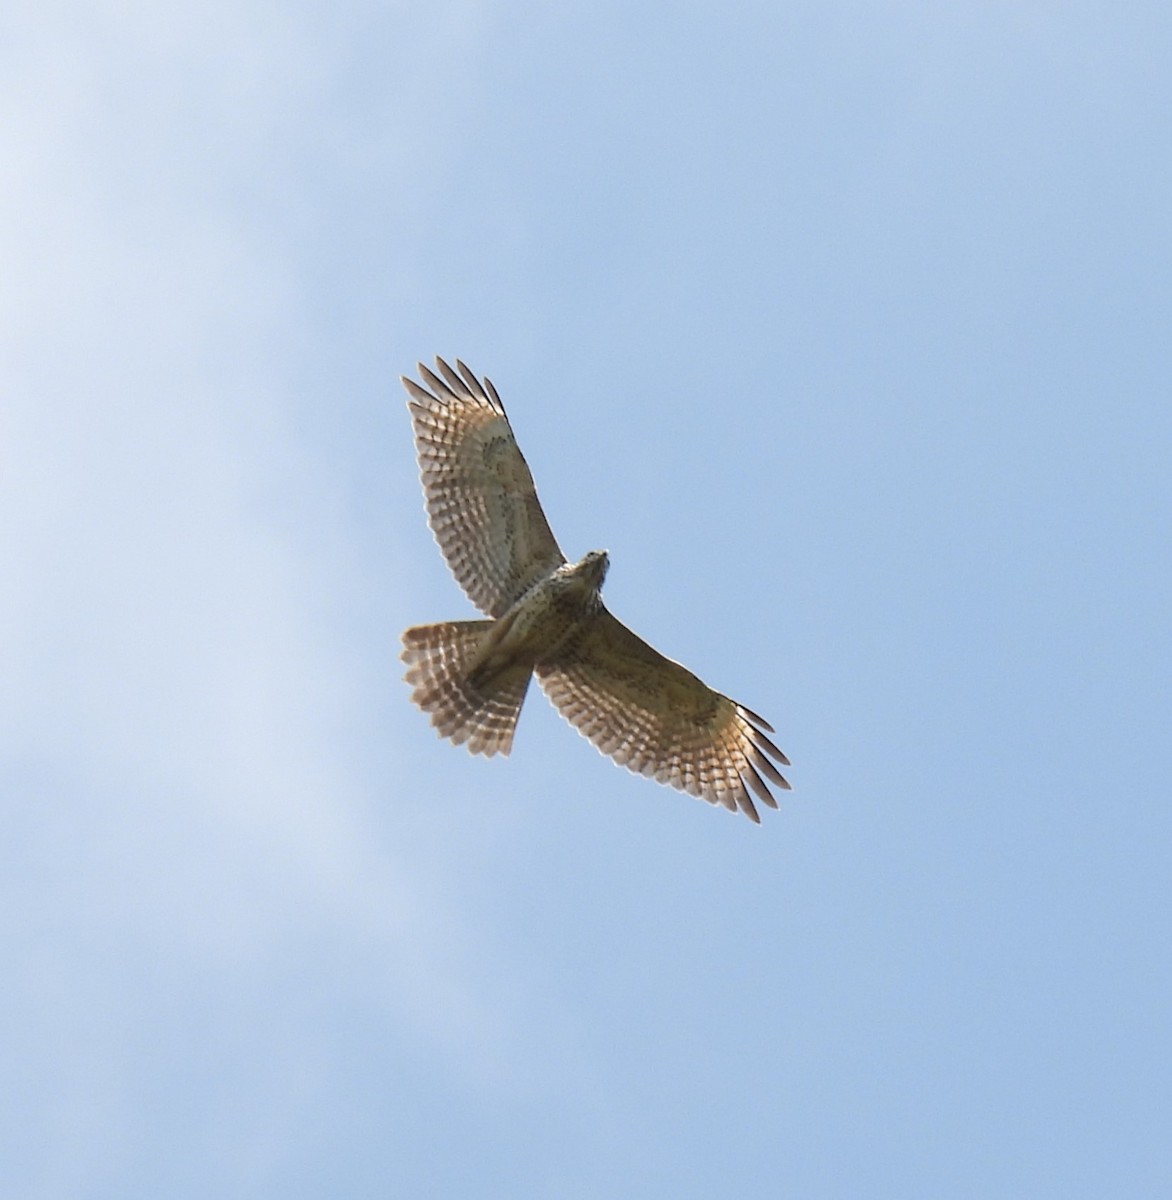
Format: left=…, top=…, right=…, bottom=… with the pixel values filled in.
left=575, top=549, right=609, bottom=591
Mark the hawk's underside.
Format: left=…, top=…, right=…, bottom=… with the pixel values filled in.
left=401, top=357, right=790, bottom=822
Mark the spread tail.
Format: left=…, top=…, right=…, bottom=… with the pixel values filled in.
left=401, top=620, right=531, bottom=756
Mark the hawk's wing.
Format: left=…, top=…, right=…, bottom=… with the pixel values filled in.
left=536, top=609, right=790, bottom=822
left=402, top=359, right=566, bottom=617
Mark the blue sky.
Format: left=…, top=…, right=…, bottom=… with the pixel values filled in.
left=4, top=2, right=1170, bottom=1196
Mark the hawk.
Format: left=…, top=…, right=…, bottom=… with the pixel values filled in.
left=400, top=357, right=790, bottom=822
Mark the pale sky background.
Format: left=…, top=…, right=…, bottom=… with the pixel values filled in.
left=4, top=2, right=1171, bottom=1197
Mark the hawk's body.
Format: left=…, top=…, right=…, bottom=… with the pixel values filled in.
left=401, top=358, right=790, bottom=822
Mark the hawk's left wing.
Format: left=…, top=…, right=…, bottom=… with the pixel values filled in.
left=403, top=359, right=566, bottom=618
left=536, top=609, right=790, bottom=822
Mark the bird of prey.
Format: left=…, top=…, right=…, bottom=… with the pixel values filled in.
left=400, top=358, right=790, bottom=822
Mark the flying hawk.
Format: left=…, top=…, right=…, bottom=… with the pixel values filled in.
left=401, top=358, right=790, bottom=822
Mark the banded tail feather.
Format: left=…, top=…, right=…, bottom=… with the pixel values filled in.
left=401, top=620, right=532, bottom=757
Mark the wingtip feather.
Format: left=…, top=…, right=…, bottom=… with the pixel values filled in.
left=737, top=703, right=775, bottom=733
left=742, top=759, right=781, bottom=810
left=733, top=780, right=762, bottom=823
left=748, top=724, right=791, bottom=767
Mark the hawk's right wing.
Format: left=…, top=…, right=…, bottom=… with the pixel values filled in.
left=536, top=609, right=791, bottom=822
left=403, top=359, right=566, bottom=618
